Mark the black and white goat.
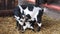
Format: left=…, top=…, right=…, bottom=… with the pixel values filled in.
left=13, top=4, right=44, bottom=32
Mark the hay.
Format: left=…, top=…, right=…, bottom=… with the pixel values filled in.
left=0, top=15, right=60, bottom=34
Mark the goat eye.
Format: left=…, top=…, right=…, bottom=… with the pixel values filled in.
left=18, top=18, right=20, bottom=20
left=22, top=17, right=24, bottom=19
left=20, top=20, right=23, bottom=22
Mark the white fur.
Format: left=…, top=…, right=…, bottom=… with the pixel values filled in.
left=37, top=23, right=42, bottom=27
left=18, top=20, right=24, bottom=25
left=23, top=22, right=34, bottom=30
left=14, top=15, right=20, bottom=20
left=24, top=6, right=42, bottom=21
left=18, top=5, right=23, bottom=13
left=14, top=15, right=24, bottom=25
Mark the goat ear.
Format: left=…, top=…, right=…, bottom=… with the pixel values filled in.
left=36, top=0, right=44, bottom=5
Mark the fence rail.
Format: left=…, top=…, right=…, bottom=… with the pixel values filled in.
left=0, top=10, right=13, bottom=17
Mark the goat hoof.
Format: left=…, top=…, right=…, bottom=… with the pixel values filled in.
left=32, top=29, right=34, bottom=31
left=32, top=29, right=36, bottom=32
left=21, top=29, right=25, bottom=33
left=37, top=27, right=41, bottom=32
left=21, top=30, right=25, bottom=33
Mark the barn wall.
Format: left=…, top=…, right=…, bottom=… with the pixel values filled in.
left=0, top=0, right=18, bottom=16
left=0, top=0, right=60, bottom=16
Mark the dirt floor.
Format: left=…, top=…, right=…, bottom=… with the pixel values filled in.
left=0, top=15, right=60, bottom=34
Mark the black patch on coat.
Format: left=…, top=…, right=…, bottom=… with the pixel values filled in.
left=21, top=11, right=25, bottom=19
left=29, top=20, right=36, bottom=27
left=26, top=14, right=31, bottom=19
left=37, top=9, right=44, bottom=23
left=27, top=4, right=34, bottom=11
left=21, top=11, right=24, bottom=15
left=23, top=23, right=26, bottom=26
left=13, top=6, right=22, bottom=18
left=21, top=5, right=27, bottom=10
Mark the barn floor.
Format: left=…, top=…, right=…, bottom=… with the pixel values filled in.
left=0, top=15, right=60, bottom=34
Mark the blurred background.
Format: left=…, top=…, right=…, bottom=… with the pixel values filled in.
left=0, top=0, right=18, bottom=16
left=0, top=0, right=60, bottom=16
